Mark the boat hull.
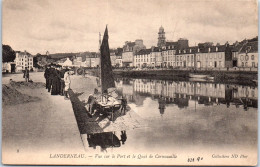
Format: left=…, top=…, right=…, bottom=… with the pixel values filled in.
left=189, top=74, right=209, bottom=78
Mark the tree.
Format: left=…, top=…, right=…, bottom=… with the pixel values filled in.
left=2, top=44, right=16, bottom=62
left=33, top=53, right=43, bottom=68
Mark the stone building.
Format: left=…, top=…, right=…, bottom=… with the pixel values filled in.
left=134, top=49, right=152, bottom=68
left=14, top=50, right=34, bottom=71
left=195, top=45, right=227, bottom=69
left=237, top=40, right=258, bottom=68
left=151, top=46, right=162, bottom=67
left=122, top=40, right=146, bottom=67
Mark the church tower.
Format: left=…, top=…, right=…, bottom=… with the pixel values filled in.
left=157, top=26, right=166, bottom=48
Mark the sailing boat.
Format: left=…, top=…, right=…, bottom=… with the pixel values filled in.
left=95, top=26, right=121, bottom=117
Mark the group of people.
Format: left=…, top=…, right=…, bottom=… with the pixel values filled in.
left=44, top=64, right=71, bottom=99
left=87, top=88, right=128, bottom=116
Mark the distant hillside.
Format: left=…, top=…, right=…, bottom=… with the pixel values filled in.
left=49, top=53, right=79, bottom=60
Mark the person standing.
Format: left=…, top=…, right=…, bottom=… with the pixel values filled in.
left=59, top=67, right=66, bottom=96
left=23, top=67, right=30, bottom=82
left=120, top=95, right=127, bottom=115
left=56, top=66, right=61, bottom=95
left=64, top=69, right=71, bottom=99
left=48, top=64, right=55, bottom=93
left=51, top=66, right=61, bottom=95
left=44, top=65, right=50, bottom=89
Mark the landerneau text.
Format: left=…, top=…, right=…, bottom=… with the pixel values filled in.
left=49, top=154, right=85, bottom=158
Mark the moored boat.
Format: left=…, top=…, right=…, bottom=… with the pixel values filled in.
left=93, top=26, right=121, bottom=119
left=189, top=73, right=209, bottom=79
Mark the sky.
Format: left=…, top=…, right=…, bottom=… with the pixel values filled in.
left=2, top=0, right=258, bottom=55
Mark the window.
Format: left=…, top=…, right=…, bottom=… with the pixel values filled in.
left=197, top=55, right=200, bottom=60
left=245, top=55, right=249, bottom=61
left=245, top=62, right=248, bottom=67
left=242, top=62, right=244, bottom=67
left=252, top=62, right=255, bottom=67
left=219, top=61, right=222, bottom=67
left=251, top=55, right=254, bottom=60
left=240, top=55, right=244, bottom=61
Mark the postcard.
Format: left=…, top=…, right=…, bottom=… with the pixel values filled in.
left=2, top=0, right=258, bottom=165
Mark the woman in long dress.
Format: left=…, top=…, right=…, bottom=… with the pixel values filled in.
left=64, top=69, right=71, bottom=99
left=51, top=67, right=61, bottom=95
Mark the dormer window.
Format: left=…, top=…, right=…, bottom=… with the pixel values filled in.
left=190, top=49, right=192, bottom=53
left=198, top=48, right=200, bottom=52
left=184, top=50, right=186, bottom=54
left=208, top=48, right=211, bottom=52
left=216, top=47, right=218, bottom=52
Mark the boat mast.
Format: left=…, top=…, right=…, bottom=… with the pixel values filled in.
left=99, top=32, right=104, bottom=102
left=99, top=32, right=102, bottom=87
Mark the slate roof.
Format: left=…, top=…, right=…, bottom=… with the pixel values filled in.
left=136, top=49, right=152, bottom=55
left=240, top=41, right=258, bottom=53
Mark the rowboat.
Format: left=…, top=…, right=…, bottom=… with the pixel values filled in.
left=189, top=73, right=209, bottom=79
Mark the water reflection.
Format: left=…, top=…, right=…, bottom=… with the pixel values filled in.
left=115, top=78, right=258, bottom=112
left=82, top=131, right=127, bottom=152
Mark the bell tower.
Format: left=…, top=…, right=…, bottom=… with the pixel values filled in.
left=157, top=26, right=166, bottom=48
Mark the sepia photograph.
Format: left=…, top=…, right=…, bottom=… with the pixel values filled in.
left=2, top=0, right=258, bottom=165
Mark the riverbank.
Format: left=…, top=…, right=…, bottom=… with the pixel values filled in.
left=2, top=72, right=84, bottom=165
left=113, top=69, right=258, bottom=86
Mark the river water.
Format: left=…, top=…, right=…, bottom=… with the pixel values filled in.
left=82, top=77, right=257, bottom=161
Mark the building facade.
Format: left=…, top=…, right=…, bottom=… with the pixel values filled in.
left=122, top=40, right=146, bottom=67
left=195, top=45, right=230, bottom=69
left=134, top=49, right=152, bottom=68
left=237, top=40, right=258, bottom=68
left=151, top=47, right=162, bottom=67
left=14, top=51, right=34, bottom=71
